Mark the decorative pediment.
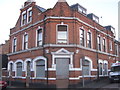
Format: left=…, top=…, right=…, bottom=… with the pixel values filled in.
left=52, top=48, right=74, bottom=55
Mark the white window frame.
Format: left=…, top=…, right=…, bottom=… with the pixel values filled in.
left=24, top=58, right=32, bottom=77
left=8, top=61, right=14, bottom=76
left=87, top=30, right=92, bottom=48
left=102, top=37, right=106, bottom=52
left=12, top=37, right=17, bottom=52
left=36, top=27, right=43, bottom=47
left=98, top=60, right=103, bottom=76
left=109, top=40, right=113, bottom=51
left=21, top=11, right=27, bottom=26
left=115, top=44, right=119, bottom=55
left=27, top=7, right=32, bottom=23
left=97, top=35, right=102, bottom=51
left=103, top=60, right=108, bottom=76
left=56, top=23, right=69, bottom=44
left=32, top=56, right=47, bottom=78
left=14, top=60, right=24, bottom=77
left=79, top=28, right=86, bottom=47
left=22, top=32, right=28, bottom=50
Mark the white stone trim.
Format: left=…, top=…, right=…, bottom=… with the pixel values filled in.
left=8, top=44, right=118, bottom=58
left=36, top=26, right=43, bottom=47
left=22, top=32, right=28, bottom=50
left=27, top=7, right=32, bottom=23
left=10, top=16, right=115, bottom=40
left=56, top=23, right=69, bottom=44
left=21, top=11, right=27, bottom=26
left=24, top=58, right=32, bottom=76
left=8, top=61, right=14, bottom=71
left=14, top=59, right=24, bottom=77
left=32, top=56, right=47, bottom=78
left=79, top=27, right=86, bottom=47
left=51, top=48, right=74, bottom=69
left=12, top=37, right=17, bottom=53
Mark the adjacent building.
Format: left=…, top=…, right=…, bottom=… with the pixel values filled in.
left=7, top=0, right=120, bottom=85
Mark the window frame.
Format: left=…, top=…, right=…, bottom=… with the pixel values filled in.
left=80, top=28, right=85, bottom=46
left=35, top=59, right=45, bottom=78
left=97, top=35, right=101, bottom=51
left=115, top=44, right=118, bottom=55
left=21, top=11, right=27, bottom=26
left=27, top=7, right=32, bottom=23
left=36, top=28, right=43, bottom=47
left=22, top=33, right=28, bottom=50
left=109, top=40, right=113, bottom=51
left=87, top=31, right=92, bottom=48
left=56, top=24, right=68, bottom=44
left=16, top=62, right=23, bottom=77
left=12, top=37, right=17, bottom=52
left=102, top=38, right=106, bottom=52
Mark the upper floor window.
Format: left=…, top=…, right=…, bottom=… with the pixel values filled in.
left=115, top=44, right=118, bottom=55
left=22, top=13, right=27, bottom=25
left=80, top=29, right=85, bottom=46
left=57, top=25, right=68, bottom=44
left=23, top=34, right=28, bottom=50
left=97, top=36, right=101, bottom=51
left=87, top=32, right=92, bottom=48
left=21, top=7, right=32, bottom=26
left=13, top=38, right=17, bottom=52
left=28, top=10, right=32, bottom=22
left=109, top=40, right=112, bottom=51
left=103, top=38, right=106, bottom=52
left=37, top=28, right=42, bottom=46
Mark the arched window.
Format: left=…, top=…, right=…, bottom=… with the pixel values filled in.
left=103, top=63, right=108, bottom=75
left=26, top=61, right=31, bottom=77
left=36, top=60, right=45, bottom=77
left=16, top=62, right=22, bottom=76
left=99, top=63, right=103, bottom=75
left=83, top=59, right=90, bottom=75
left=9, top=63, right=13, bottom=76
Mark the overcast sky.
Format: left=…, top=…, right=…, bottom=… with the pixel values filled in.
left=0, top=0, right=119, bottom=44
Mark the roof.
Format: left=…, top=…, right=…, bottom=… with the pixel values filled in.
left=36, top=5, right=46, bottom=12
left=70, top=3, right=87, bottom=11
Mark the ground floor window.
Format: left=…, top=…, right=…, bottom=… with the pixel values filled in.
left=36, top=60, right=45, bottom=77
left=16, top=62, right=22, bottom=76
left=103, top=63, right=108, bottom=75
left=26, top=61, right=31, bottom=76
left=99, top=63, right=103, bottom=75
left=83, top=60, right=90, bottom=76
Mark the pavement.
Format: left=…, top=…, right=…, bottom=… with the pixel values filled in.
left=6, top=77, right=120, bottom=89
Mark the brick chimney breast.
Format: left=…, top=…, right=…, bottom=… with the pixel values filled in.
left=58, top=0, right=66, bottom=2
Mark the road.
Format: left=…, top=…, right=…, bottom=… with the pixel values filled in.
left=102, top=83, right=120, bottom=88
left=4, top=78, right=120, bottom=89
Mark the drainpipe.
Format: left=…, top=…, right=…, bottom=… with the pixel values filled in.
left=94, top=23, right=99, bottom=80
left=43, top=15, right=49, bottom=88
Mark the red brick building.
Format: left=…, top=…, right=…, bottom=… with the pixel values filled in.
left=7, top=0, right=120, bottom=85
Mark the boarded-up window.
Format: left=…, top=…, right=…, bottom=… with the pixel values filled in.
left=36, top=60, right=45, bottom=77
left=99, top=63, right=103, bottom=75
left=83, top=60, right=90, bottom=75
left=103, top=63, right=108, bottom=75
left=26, top=61, right=31, bottom=76
left=16, top=62, right=22, bottom=76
